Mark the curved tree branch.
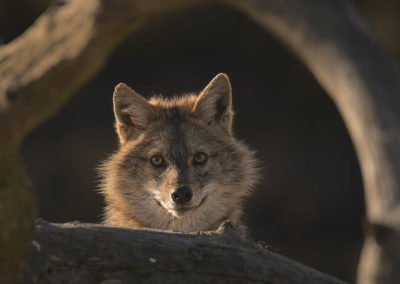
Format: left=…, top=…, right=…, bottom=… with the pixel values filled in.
left=227, top=0, right=400, bottom=225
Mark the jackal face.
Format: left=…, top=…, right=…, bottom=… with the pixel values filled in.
left=101, top=74, right=258, bottom=232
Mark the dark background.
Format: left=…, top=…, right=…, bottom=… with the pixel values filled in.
left=1, top=0, right=399, bottom=282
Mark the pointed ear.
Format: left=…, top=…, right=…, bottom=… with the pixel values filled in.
left=193, top=73, right=233, bottom=135
left=113, top=83, right=155, bottom=144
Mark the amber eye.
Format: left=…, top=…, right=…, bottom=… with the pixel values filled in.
left=150, top=155, right=164, bottom=167
left=193, top=152, right=208, bottom=165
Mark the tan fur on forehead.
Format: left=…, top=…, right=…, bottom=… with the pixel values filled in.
left=148, top=93, right=198, bottom=110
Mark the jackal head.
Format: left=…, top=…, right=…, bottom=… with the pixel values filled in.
left=101, top=74, right=258, bottom=232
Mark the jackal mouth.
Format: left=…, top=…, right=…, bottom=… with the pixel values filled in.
left=155, top=196, right=207, bottom=214
left=175, top=195, right=208, bottom=213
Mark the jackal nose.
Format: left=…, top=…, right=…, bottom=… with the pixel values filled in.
left=171, top=185, right=193, bottom=204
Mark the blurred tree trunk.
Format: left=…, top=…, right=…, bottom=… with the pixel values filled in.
left=1, top=0, right=400, bottom=283
left=0, top=147, right=36, bottom=284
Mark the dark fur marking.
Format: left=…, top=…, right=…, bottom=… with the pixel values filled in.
left=166, top=108, right=190, bottom=185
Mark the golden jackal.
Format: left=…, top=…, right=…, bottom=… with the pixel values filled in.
left=100, top=73, right=258, bottom=234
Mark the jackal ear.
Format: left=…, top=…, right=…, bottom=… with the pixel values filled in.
left=113, top=83, right=155, bottom=144
left=193, top=73, right=233, bottom=135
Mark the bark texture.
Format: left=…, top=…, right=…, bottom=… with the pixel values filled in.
left=19, top=221, right=346, bottom=284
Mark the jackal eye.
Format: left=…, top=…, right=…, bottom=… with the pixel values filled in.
left=150, top=155, right=164, bottom=167
left=193, top=152, right=208, bottom=165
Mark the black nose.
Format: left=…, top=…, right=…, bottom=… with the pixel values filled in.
left=171, top=185, right=193, bottom=204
